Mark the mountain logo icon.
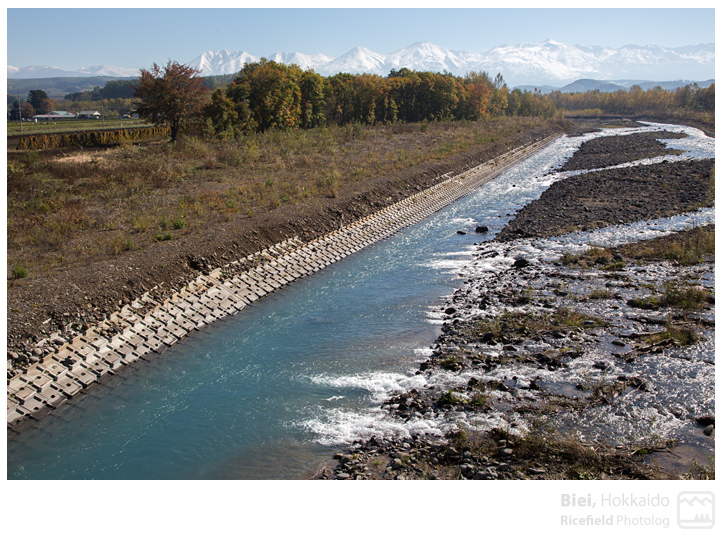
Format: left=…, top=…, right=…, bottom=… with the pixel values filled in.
left=678, top=492, right=714, bottom=529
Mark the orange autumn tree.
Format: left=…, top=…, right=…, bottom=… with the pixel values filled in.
left=133, top=60, right=210, bottom=142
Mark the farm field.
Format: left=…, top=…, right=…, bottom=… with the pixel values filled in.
left=6, top=118, right=147, bottom=136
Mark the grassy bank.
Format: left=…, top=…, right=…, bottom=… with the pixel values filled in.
left=7, top=116, right=553, bottom=279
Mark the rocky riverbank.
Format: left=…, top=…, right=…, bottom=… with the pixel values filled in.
left=314, top=225, right=715, bottom=480
left=314, top=122, right=715, bottom=480
left=497, top=158, right=714, bottom=242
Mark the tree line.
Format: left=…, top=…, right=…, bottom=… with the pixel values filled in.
left=202, top=61, right=559, bottom=137
left=133, top=59, right=559, bottom=141
left=547, top=83, right=715, bottom=115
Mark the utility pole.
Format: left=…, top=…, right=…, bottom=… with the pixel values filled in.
left=18, top=95, right=22, bottom=133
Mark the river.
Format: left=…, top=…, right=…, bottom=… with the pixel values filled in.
left=7, top=122, right=714, bottom=479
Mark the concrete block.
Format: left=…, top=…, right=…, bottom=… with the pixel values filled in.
left=52, top=348, right=84, bottom=366
left=218, top=298, right=238, bottom=313
left=151, top=310, right=175, bottom=326
left=211, top=308, right=226, bottom=320
left=81, top=356, right=113, bottom=377
left=69, top=365, right=98, bottom=387
left=121, top=333, right=145, bottom=351
left=87, top=335, right=110, bottom=352
left=118, top=350, right=140, bottom=366
left=166, top=322, right=187, bottom=340
left=7, top=407, right=26, bottom=425
left=134, top=325, right=156, bottom=341
left=19, top=394, right=48, bottom=416
left=186, top=313, right=206, bottom=329
left=38, top=385, right=67, bottom=408
left=143, top=335, right=164, bottom=353
left=7, top=394, right=20, bottom=412
left=21, top=365, right=53, bottom=390
left=161, top=334, right=178, bottom=347
left=8, top=378, right=36, bottom=403
left=69, top=337, right=96, bottom=358
left=39, top=359, right=68, bottom=380
left=101, top=350, right=125, bottom=370
left=53, top=374, right=83, bottom=398
left=109, top=338, right=136, bottom=360
left=166, top=305, right=184, bottom=319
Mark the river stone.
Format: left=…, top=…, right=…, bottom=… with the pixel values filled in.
left=497, top=448, right=514, bottom=458
left=475, top=225, right=489, bottom=233
left=703, top=425, right=714, bottom=436
left=461, top=465, right=476, bottom=478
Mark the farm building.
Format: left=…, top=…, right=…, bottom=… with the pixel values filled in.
left=78, top=110, right=102, bottom=119
left=32, top=111, right=78, bottom=121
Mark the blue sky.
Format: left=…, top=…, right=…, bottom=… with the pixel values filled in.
left=6, top=5, right=717, bottom=70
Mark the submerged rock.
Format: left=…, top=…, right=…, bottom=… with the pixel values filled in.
left=512, top=257, right=530, bottom=269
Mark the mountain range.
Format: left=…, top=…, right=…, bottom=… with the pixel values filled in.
left=7, top=40, right=715, bottom=87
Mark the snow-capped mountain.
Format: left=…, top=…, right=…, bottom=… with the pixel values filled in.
left=314, top=46, right=387, bottom=76
left=8, top=40, right=714, bottom=86
left=480, top=40, right=605, bottom=85
left=7, top=64, right=140, bottom=79
left=267, top=52, right=335, bottom=71
left=187, top=49, right=259, bottom=76
left=383, top=42, right=475, bottom=74
left=187, top=49, right=336, bottom=74
left=186, top=40, right=713, bottom=85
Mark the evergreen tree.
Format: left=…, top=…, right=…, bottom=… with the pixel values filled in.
left=27, top=89, right=48, bottom=111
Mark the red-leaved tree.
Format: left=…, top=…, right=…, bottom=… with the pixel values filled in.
left=133, top=60, right=209, bottom=142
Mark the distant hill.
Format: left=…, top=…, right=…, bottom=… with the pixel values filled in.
left=8, top=64, right=139, bottom=79
left=7, top=76, right=138, bottom=100
left=515, top=78, right=714, bottom=94
left=559, top=79, right=625, bottom=93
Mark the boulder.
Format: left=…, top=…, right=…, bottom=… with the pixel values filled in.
left=512, top=257, right=530, bottom=269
